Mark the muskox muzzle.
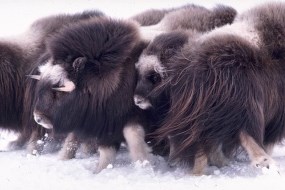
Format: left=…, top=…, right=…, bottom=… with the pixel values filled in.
left=33, top=111, right=53, bottom=129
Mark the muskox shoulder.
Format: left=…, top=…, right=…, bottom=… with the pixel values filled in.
left=47, top=18, right=140, bottom=65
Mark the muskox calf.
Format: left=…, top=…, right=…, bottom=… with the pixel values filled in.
left=0, top=10, right=104, bottom=154
left=152, top=2, right=285, bottom=175
left=32, top=18, right=150, bottom=172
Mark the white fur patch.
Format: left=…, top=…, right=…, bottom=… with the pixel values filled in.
left=38, top=60, right=69, bottom=86
left=200, top=21, right=261, bottom=48
left=136, top=54, right=166, bottom=77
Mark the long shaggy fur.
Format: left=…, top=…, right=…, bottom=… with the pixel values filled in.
left=134, top=4, right=237, bottom=157
left=34, top=18, right=145, bottom=147
left=155, top=2, right=285, bottom=166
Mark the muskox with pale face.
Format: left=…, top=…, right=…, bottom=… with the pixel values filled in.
left=134, top=4, right=237, bottom=162
left=151, top=2, right=285, bottom=175
left=0, top=10, right=104, bottom=154
left=32, top=18, right=150, bottom=172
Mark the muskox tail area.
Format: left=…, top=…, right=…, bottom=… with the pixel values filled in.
left=155, top=35, right=265, bottom=164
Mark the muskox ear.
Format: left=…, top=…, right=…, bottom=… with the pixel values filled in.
left=73, top=57, right=87, bottom=73
left=27, top=75, right=41, bottom=80
left=52, top=80, right=76, bottom=92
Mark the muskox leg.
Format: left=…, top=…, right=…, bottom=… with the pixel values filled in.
left=95, top=146, right=117, bottom=173
left=26, top=130, right=43, bottom=155
left=123, top=123, right=150, bottom=163
left=264, top=143, right=275, bottom=155
left=208, top=144, right=229, bottom=168
left=80, top=137, right=97, bottom=155
left=192, top=150, right=208, bottom=176
left=239, top=131, right=276, bottom=169
left=8, top=133, right=28, bottom=150
left=58, top=132, right=80, bottom=160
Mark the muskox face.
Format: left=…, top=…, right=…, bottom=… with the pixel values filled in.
left=134, top=54, right=164, bottom=109
left=134, top=31, right=189, bottom=110
left=32, top=60, right=76, bottom=129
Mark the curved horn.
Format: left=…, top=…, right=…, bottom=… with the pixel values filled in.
left=27, top=75, right=41, bottom=80
left=52, top=80, right=76, bottom=92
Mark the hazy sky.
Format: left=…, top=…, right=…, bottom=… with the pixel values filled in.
left=0, top=0, right=280, bottom=36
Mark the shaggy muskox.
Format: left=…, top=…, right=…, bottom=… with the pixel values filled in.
left=139, top=4, right=236, bottom=41
left=0, top=10, right=104, bottom=154
left=151, top=2, right=285, bottom=174
left=134, top=4, right=237, bottom=161
left=32, top=18, right=150, bottom=172
left=130, top=4, right=212, bottom=26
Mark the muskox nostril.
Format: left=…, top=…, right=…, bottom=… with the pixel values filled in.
left=134, top=96, right=143, bottom=105
left=136, top=99, right=143, bottom=104
left=36, top=118, right=42, bottom=123
left=34, top=114, right=42, bottom=124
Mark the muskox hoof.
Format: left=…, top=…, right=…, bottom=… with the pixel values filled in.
left=58, top=150, right=76, bottom=160
left=26, top=141, right=44, bottom=156
left=252, top=156, right=279, bottom=171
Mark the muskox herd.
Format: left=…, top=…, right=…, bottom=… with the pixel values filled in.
left=1, top=2, right=285, bottom=175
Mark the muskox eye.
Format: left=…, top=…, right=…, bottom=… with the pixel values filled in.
left=148, top=72, right=161, bottom=85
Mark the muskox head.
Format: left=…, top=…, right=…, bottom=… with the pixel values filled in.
left=30, top=18, right=141, bottom=134
left=134, top=31, right=189, bottom=110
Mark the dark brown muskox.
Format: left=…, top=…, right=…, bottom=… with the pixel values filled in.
left=129, top=4, right=222, bottom=27
left=139, top=4, right=236, bottom=41
left=134, top=4, right=237, bottom=162
left=0, top=10, right=104, bottom=155
left=152, top=2, right=285, bottom=175
left=31, top=18, right=150, bottom=173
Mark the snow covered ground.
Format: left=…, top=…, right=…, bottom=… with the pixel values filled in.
left=1, top=0, right=285, bottom=189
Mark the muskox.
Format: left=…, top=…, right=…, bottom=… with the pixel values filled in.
left=151, top=2, right=285, bottom=174
left=139, top=4, right=237, bottom=41
left=130, top=4, right=211, bottom=26
left=32, top=17, right=150, bottom=172
left=0, top=10, right=104, bottom=154
left=134, top=4, right=237, bottom=163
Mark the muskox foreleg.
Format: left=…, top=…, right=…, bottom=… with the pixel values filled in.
left=208, top=144, right=229, bottom=168
left=239, top=131, right=277, bottom=169
left=123, top=123, right=151, bottom=163
left=26, top=130, right=44, bottom=155
left=80, top=137, right=98, bottom=156
left=95, top=146, right=117, bottom=173
left=58, top=132, right=80, bottom=160
left=192, top=150, right=208, bottom=176
left=264, top=143, right=275, bottom=155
